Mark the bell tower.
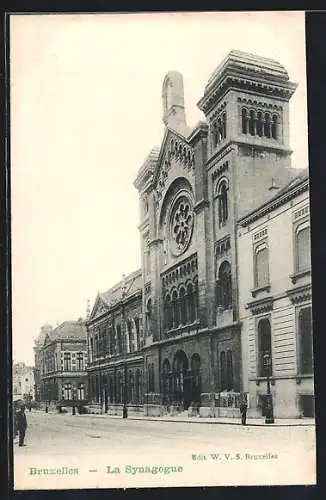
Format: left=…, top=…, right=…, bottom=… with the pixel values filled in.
left=198, top=49, right=298, bottom=219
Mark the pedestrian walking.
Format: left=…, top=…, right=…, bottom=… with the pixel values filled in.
left=122, top=404, right=128, bottom=419
left=239, top=393, right=248, bottom=426
left=16, top=405, right=28, bottom=447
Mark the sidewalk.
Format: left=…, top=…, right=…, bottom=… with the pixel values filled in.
left=35, top=409, right=315, bottom=427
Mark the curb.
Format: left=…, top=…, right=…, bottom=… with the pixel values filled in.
left=31, top=410, right=315, bottom=427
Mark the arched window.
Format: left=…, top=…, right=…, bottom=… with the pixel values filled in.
left=249, top=110, right=256, bottom=136
left=222, top=112, right=227, bottom=139
left=218, top=180, right=228, bottom=227
left=179, top=287, right=187, bottom=325
left=186, top=283, right=196, bottom=323
left=258, top=318, right=272, bottom=377
left=220, top=351, right=227, bottom=391
left=134, top=317, right=140, bottom=351
left=164, top=294, right=173, bottom=331
left=242, top=108, right=248, bottom=134
left=296, top=224, right=311, bottom=272
left=298, top=307, right=313, bottom=375
left=146, top=299, right=152, bottom=335
left=171, top=290, right=179, bottom=328
left=217, top=261, right=232, bottom=309
left=116, top=324, right=123, bottom=354
left=271, top=114, right=278, bottom=139
left=256, top=111, right=263, bottom=137
left=264, top=113, right=271, bottom=138
left=255, top=244, right=269, bottom=288
left=128, top=320, right=134, bottom=353
left=226, top=350, right=233, bottom=390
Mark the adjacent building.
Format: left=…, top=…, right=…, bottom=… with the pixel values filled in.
left=238, top=169, right=313, bottom=418
left=35, top=320, right=88, bottom=407
left=85, top=49, right=313, bottom=418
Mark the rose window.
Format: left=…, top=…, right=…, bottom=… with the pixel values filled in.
left=170, top=196, right=194, bottom=255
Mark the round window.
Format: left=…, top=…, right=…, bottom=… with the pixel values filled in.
left=169, top=195, right=194, bottom=256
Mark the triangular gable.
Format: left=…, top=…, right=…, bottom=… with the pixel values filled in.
left=153, top=127, right=194, bottom=187
left=152, top=127, right=195, bottom=207
left=88, top=294, right=110, bottom=321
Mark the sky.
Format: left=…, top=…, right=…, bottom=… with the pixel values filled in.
left=10, top=11, right=308, bottom=366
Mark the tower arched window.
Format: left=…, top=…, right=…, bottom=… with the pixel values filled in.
left=256, top=111, right=263, bottom=137
left=222, top=112, right=227, bottom=139
left=264, top=113, right=271, bottom=138
left=258, top=318, right=272, bottom=377
left=249, top=110, right=256, bottom=136
left=271, top=114, right=278, bottom=139
left=242, top=108, right=248, bottom=134
left=218, top=180, right=228, bottom=227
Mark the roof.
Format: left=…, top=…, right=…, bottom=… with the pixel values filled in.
left=239, top=167, right=309, bottom=226
left=46, top=321, right=87, bottom=342
left=100, top=268, right=142, bottom=308
left=205, top=49, right=290, bottom=92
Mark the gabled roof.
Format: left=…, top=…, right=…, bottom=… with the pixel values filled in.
left=100, top=268, right=142, bottom=308
left=239, top=167, right=309, bottom=227
left=45, top=321, right=87, bottom=343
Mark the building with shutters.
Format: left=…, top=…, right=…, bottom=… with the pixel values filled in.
left=238, top=169, right=313, bottom=418
left=85, top=49, right=313, bottom=418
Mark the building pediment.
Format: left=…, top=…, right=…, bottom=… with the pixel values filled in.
left=89, top=294, right=110, bottom=321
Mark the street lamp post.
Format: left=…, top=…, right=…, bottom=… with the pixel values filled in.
left=263, top=353, right=274, bottom=424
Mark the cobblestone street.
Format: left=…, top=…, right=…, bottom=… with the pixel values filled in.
left=14, top=410, right=316, bottom=489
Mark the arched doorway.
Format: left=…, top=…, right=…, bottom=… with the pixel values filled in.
left=190, top=354, right=201, bottom=405
left=172, top=350, right=191, bottom=409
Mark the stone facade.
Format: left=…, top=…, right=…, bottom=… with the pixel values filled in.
left=35, top=320, right=88, bottom=407
left=85, top=49, right=312, bottom=418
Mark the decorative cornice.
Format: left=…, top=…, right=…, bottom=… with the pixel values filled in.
left=198, top=75, right=297, bottom=115
left=246, top=296, right=274, bottom=315
left=286, top=284, right=312, bottom=305
left=237, top=96, right=283, bottom=111
left=290, top=268, right=311, bottom=285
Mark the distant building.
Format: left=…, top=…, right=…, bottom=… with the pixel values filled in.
left=85, top=49, right=313, bottom=418
left=13, top=361, right=35, bottom=401
left=33, top=323, right=53, bottom=401
left=35, top=320, right=88, bottom=406
left=238, top=169, right=313, bottom=418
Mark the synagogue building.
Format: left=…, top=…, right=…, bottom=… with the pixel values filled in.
left=85, top=50, right=313, bottom=418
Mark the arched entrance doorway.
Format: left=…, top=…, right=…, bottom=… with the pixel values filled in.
left=172, top=350, right=191, bottom=409
left=190, top=354, right=201, bottom=405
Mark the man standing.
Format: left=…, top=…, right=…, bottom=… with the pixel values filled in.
left=239, top=393, right=248, bottom=426
left=16, top=406, right=27, bottom=447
